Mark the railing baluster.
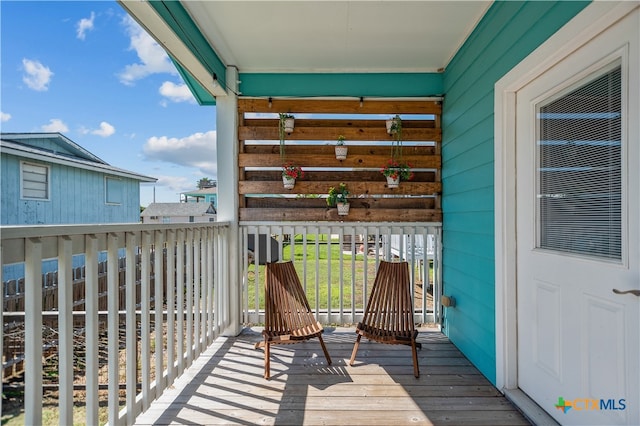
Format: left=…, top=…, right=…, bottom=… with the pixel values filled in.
left=24, top=237, right=43, bottom=426
left=85, top=234, right=99, bottom=424
left=125, top=231, right=138, bottom=425
left=166, top=229, right=176, bottom=385
left=186, top=229, right=194, bottom=365
left=154, top=230, right=165, bottom=395
left=176, top=229, right=185, bottom=376
left=206, top=228, right=214, bottom=344
left=107, top=232, right=120, bottom=425
left=200, top=228, right=207, bottom=352
left=193, top=229, right=201, bottom=358
left=58, top=236, right=73, bottom=425
left=140, top=231, right=151, bottom=410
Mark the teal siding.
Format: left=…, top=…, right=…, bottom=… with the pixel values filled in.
left=1, top=153, right=141, bottom=225
left=239, top=73, right=443, bottom=98
left=441, top=1, right=589, bottom=384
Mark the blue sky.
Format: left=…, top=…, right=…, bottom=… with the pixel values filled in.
left=1, top=1, right=218, bottom=206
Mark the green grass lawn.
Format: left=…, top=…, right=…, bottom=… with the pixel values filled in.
left=245, top=234, right=430, bottom=313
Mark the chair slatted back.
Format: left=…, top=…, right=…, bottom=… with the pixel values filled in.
left=350, top=260, right=420, bottom=377
left=361, top=260, right=415, bottom=339
left=265, top=261, right=320, bottom=337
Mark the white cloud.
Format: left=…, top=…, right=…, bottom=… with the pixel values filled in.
left=118, top=15, right=177, bottom=86
left=150, top=175, right=196, bottom=193
left=159, top=81, right=195, bottom=103
left=76, top=12, right=95, bottom=40
left=41, top=119, right=69, bottom=133
left=143, top=131, right=217, bottom=177
left=0, top=112, right=11, bottom=122
left=22, top=59, right=53, bottom=91
left=91, top=121, right=115, bottom=137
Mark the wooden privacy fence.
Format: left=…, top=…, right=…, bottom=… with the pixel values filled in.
left=2, top=255, right=160, bottom=313
left=2, top=253, right=165, bottom=379
left=238, top=98, right=442, bottom=222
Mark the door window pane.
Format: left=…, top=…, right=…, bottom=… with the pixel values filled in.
left=537, top=63, right=621, bottom=260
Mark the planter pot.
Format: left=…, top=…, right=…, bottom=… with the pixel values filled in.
left=335, top=145, right=348, bottom=160
left=284, top=117, right=295, bottom=133
left=386, top=119, right=398, bottom=135
left=337, top=203, right=350, bottom=216
left=386, top=175, right=400, bottom=188
left=283, top=175, right=296, bottom=189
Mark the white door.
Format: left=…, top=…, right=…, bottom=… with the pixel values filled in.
left=515, top=9, right=639, bottom=426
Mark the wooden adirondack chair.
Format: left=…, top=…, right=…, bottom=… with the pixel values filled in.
left=349, top=260, right=422, bottom=377
left=255, top=261, right=332, bottom=379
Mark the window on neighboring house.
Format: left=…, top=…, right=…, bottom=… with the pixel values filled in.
left=105, top=176, right=123, bottom=205
left=162, top=216, right=171, bottom=223
left=21, top=162, right=49, bottom=200
left=150, top=216, right=158, bottom=220
left=189, top=216, right=195, bottom=223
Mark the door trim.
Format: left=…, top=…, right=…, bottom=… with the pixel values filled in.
left=494, top=0, right=638, bottom=396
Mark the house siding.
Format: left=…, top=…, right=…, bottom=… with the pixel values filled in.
left=1, top=153, right=141, bottom=225
left=440, top=1, right=590, bottom=384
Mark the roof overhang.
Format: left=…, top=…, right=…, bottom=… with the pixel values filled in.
left=118, top=1, right=492, bottom=101
left=1, top=140, right=157, bottom=183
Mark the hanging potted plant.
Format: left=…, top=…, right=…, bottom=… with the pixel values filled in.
left=282, top=162, right=304, bottom=189
left=279, top=113, right=295, bottom=161
left=335, top=135, right=348, bottom=160
left=327, top=182, right=350, bottom=215
left=380, top=159, right=413, bottom=188
left=386, top=114, right=402, bottom=136
left=381, top=114, right=412, bottom=188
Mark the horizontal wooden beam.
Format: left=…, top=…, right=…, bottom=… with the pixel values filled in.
left=239, top=154, right=441, bottom=169
left=242, top=118, right=436, bottom=128
left=238, top=98, right=442, bottom=115
left=239, top=181, right=442, bottom=195
left=245, top=197, right=437, bottom=209
left=239, top=126, right=441, bottom=142
left=242, top=145, right=437, bottom=156
left=243, top=170, right=437, bottom=182
left=239, top=208, right=442, bottom=222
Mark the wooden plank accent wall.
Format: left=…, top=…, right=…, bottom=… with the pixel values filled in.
left=237, top=99, right=442, bottom=222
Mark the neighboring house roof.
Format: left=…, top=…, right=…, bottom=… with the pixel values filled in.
left=0, top=132, right=156, bottom=182
left=182, top=187, right=217, bottom=197
left=141, top=202, right=217, bottom=217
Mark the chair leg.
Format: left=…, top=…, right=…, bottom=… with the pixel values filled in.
left=349, top=334, right=362, bottom=366
left=264, top=340, right=271, bottom=380
left=411, top=339, right=419, bottom=378
left=318, top=335, right=332, bottom=365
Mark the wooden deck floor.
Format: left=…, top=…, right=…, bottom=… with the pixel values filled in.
left=135, top=327, right=530, bottom=426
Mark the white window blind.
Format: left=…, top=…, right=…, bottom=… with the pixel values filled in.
left=21, top=162, right=49, bottom=200
left=537, top=63, right=622, bottom=260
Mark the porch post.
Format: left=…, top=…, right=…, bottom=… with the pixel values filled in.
left=216, top=65, right=242, bottom=336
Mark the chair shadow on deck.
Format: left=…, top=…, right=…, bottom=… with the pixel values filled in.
left=135, top=328, right=530, bottom=425
left=135, top=260, right=529, bottom=425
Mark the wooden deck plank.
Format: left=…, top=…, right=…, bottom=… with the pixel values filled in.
left=134, top=328, right=530, bottom=426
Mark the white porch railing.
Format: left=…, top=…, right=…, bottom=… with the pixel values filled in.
left=240, top=222, right=442, bottom=326
left=1, top=222, right=230, bottom=425
left=1, top=220, right=441, bottom=425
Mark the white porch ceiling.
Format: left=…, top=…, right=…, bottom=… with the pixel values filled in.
left=183, top=1, right=492, bottom=73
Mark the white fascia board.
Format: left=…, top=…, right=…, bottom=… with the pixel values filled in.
left=1, top=143, right=157, bottom=183
left=118, top=0, right=227, bottom=98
